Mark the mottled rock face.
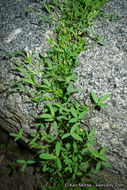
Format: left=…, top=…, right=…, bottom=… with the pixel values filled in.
left=72, top=0, right=127, bottom=180
left=0, top=0, right=53, bottom=134
left=0, top=0, right=127, bottom=188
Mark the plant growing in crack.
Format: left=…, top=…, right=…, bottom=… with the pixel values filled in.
left=7, top=0, right=114, bottom=189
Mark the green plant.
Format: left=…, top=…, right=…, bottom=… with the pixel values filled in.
left=17, top=159, right=36, bottom=172
left=28, top=8, right=33, bottom=13
left=0, top=143, right=6, bottom=150
left=8, top=161, right=18, bottom=175
left=7, top=0, right=113, bottom=189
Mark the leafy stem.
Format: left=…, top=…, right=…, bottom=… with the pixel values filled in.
left=8, top=0, right=113, bottom=188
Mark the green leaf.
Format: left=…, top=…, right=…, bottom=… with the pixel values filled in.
left=80, top=161, right=89, bottom=171
left=99, top=40, right=106, bottom=46
left=97, top=34, right=106, bottom=46
left=26, top=160, right=36, bottom=164
left=72, top=174, right=76, bottom=181
left=45, top=118, right=54, bottom=122
left=89, top=129, right=96, bottom=136
left=40, top=114, right=52, bottom=119
left=75, top=101, right=79, bottom=110
left=6, top=51, right=25, bottom=57
left=21, top=164, right=27, bottom=172
left=13, top=128, right=23, bottom=141
left=82, top=148, right=88, bottom=154
left=40, top=85, right=50, bottom=89
left=70, top=123, right=78, bottom=133
left=99, top=94, right=111, bottom=104
left=17, top=160, right=26, bottom=164
left=42, top=164, right=49, bottom=172
left=41, top=186, right=47, bottom=190
left=78, top=155, right=82, bottom=161
left=97, top=102, right=107, bottom=108
left=88, top=136, right=95, bottom=145
left=47, top=61, right=53, bottom=69
left=14, top=136, right=21, bottom=142
left=97, top=34, right=103, bottom=41
left=100, top=146, right=107, bottom=155
left=40, top=52, right=46, bottom=58
left=39, top=153, right=57, bottom=160
left=91, top=91, right=98, bottom=103
left=67, top=85, right=72, bottom=93
left=88, top=26, right=95, bottom=35
left=89, top=149, right=99, bottom=157
left=62, top=133, right=70, bottom=140
left=19, top=128, right=23, bottom=137
left=77, top=171, right=82, bottom=176
left=44, top=4, right=51, bottom=14
left=99, top=155, right=107, bottom=161
left=56, top=141, right=61, bottom=157
left=57, top=116, right=68, bottom=120
left=57, top=158, right=62, bottom=170
left=78, top=111, right=87, bottom=120
left=41, top=136, right=47, bottom=141
left=87, top=142, right=92, bottom=148
left=20, top=78, right=35, bottom=85
left=9, top=133, right=18, bottom=137
left=71, top=132, right=83, bottom=142
left=71, top=107, right=77, bottom=118
left=54, top=121, right=59, bottom=130
left=66, top=143, right=71, bottom=150
left=45, top=103, right=55, bottom=117
left=85, top=129, right=89, bottom=137
left=16, top=82, right=25, bottom=89
left=53, top=102, right=61, bottom=108
left=102, top=161, right=110, bottom=167
left=69, top=118, right=77, bottom=123
left=30, top=132, right=36, bottom=137
left=42, top=108, right=49, bottom=113
left=96, top=161, right=101, bottom=171
left=43, top=79, right=51, bottom=87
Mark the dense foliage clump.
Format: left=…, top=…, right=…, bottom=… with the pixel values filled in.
left=8, top=0, right=114, bottom=189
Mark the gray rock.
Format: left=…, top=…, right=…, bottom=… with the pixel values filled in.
left=0, top=0, right=127, bottom=188
left=0, top=0, right=54, bottom=144
left=72, top=0, right=127, bottom=182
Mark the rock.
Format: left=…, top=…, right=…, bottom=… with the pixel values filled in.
left=0, top=0, right=127, bottom=188
left=72, top=0, right=127, bottom=185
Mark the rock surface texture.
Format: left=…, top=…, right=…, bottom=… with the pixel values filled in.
left=72, top=0, right=127, bottom=185
left=0, top=0, right=127, bottom=189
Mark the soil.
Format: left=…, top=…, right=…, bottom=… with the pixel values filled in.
left=0, top=128, right=48, bottom=190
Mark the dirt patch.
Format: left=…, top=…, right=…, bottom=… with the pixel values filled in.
left=0, top=128, right=48, bottom=190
